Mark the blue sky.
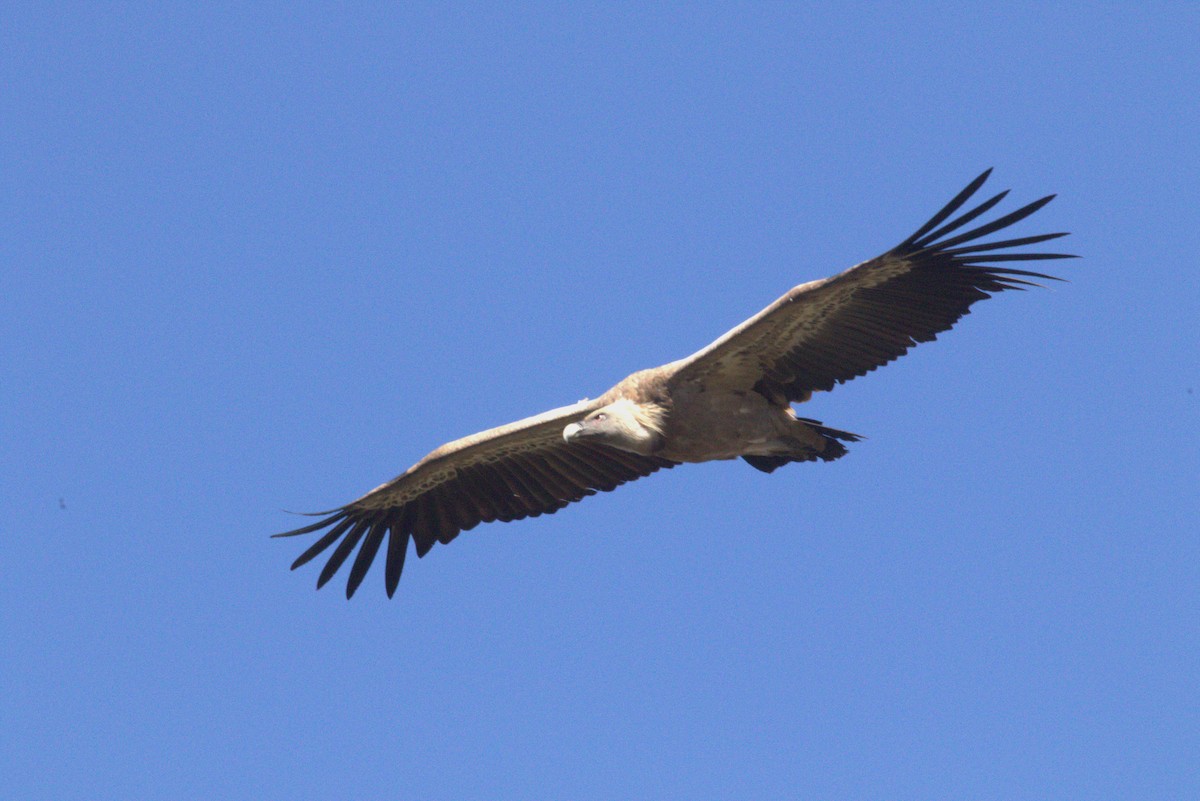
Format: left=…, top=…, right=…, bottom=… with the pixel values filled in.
left=4, top=4, right=1197, bottom=799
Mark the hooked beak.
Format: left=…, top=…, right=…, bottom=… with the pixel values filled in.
left=562, top=421, right=584, bottom=443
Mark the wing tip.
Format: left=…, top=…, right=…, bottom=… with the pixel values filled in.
left=900, top=168, right=995, bottom=248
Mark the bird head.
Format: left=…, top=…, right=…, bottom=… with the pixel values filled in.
left=563, top=399, right=664, bottom=455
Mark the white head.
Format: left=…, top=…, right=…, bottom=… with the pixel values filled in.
left=562, top=398, right=665, bottom=455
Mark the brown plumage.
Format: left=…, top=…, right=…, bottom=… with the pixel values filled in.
left=276, top=169, right=1074, bottom=598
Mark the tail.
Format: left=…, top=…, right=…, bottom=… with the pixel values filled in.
left=742, top=418, right=863, bottom=473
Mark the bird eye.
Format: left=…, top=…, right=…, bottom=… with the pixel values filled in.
left=594, top=413, right=607, bottom=422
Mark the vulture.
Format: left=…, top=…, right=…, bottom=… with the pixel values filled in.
left=277, top=169, right=1073, bottom=598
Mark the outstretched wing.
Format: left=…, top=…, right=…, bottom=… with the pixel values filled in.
left=276, top=399, right=677, bottom=598
left=671, top=169, right=1075, bottom=401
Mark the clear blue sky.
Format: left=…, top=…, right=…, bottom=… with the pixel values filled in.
left=4, top=4, right=1197, bottom=799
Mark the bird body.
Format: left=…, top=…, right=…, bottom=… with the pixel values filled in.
left=277, top=170, right=1073, bottom=598
left=566, top=370, right=854, bottom=465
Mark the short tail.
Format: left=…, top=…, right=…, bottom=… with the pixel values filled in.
left=741, top=418, right=863, bottom=473
left=799, top=417, right=863, bottom=461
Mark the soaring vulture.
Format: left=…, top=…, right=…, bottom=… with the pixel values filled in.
left=277, top=170, right=1073, bottom=598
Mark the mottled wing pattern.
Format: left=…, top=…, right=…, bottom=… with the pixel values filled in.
left=672, top=169, right=1075, bottom=401
left=275, top=399, right=678, bottom=598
